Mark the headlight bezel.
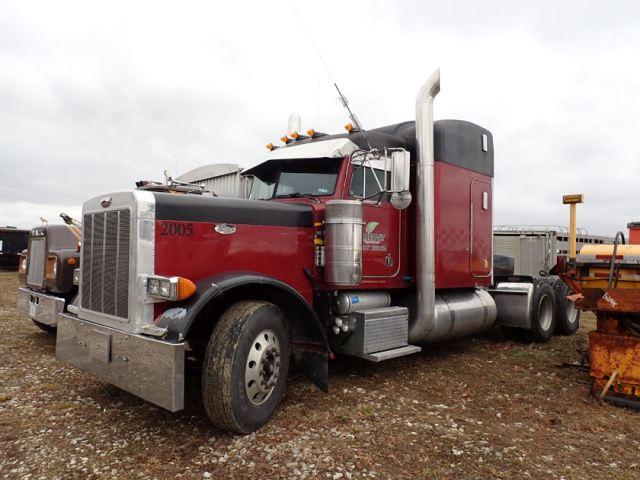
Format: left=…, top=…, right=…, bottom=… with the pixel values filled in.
left=147, top=276, right=179, bottom=300
left=146, top=275, right=196, bottom=301
left=19, top=256, right=27, bottom=274
left=45, top=255, right=58, bottom=279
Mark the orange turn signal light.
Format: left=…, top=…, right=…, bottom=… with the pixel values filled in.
left=177, top=277, right=197, bottom=301
left=67, top=258, right=77, bottom=265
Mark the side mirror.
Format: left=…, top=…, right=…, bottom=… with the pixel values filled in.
left=390, top=151, right=410, bottom=192
left=389, top=151, right=412, bottom=209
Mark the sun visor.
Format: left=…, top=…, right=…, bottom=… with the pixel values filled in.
left=262, top=138, right=358, bottom=161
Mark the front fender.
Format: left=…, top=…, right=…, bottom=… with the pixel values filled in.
left=156, top=272, right=329, bottom=348
left=155, top=272, right=330, bottom=391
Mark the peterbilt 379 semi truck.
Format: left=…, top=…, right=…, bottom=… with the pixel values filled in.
left=56, top=71, right=569, bottom=433
left=17, top=217, right=81, bottom=332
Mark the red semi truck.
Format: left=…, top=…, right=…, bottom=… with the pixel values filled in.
left=56, top=71, right=565, bottom=433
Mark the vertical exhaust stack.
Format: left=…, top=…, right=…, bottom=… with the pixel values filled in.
left=409, top=69, right=440, bottom=343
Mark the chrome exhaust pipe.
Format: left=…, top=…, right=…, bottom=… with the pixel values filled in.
left=409, top=68, right=440, bottom=343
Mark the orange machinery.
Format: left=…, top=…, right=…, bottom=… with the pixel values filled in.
left=563, top=220, right=640, bottom=407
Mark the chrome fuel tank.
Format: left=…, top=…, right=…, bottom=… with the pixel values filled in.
left=402, top=288, right=498, bottom=344
left=427, top=288, right=497, bottom=343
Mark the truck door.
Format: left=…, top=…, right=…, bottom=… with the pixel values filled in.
left=470, top=178, right=492, bottom=278
left=348, top=160, right=401, bottom=279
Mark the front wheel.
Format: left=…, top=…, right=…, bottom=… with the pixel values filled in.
left=201, top=301, right=290, bottom=434
left=31, top=320, right=56, bottom=334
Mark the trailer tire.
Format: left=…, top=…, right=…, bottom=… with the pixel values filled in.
left=551, top=280, right=580, bottom=336
left=525, top=281, right=556, bottom=343
left=31, top=320, right=56, bottom=334
left=201, top=300, right=290, bottom=434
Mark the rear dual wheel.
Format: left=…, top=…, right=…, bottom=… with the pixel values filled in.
left=549, top=278, right=580, bottom=335
left=504, top=280, right=556, bottom=343
left=201, top=301, right=290, bottom=434
left=525, top=280, right=556, bottom=343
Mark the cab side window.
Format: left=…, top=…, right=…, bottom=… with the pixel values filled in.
left=350, top=166, right=389, bottom=199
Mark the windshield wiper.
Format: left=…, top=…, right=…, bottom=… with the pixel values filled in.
left=272, top=192, right=320, bottom=202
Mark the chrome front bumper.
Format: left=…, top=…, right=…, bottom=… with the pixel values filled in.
left=56, top=313, right=185, bottom=412
left=17, top=287, right=65, bottom=326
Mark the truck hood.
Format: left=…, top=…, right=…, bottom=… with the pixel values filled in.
left=153, top=193, right=314, bottom=228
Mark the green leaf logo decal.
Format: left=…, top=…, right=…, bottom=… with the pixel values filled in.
left=366, top=222, right=379, bottom=234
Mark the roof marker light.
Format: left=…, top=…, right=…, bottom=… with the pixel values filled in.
left=266, top=143, right=275, bottom=151
left=280, top=135, right=290, bottom=144
left=344, top=123, right=354, bottom=132
left=307, top=129, right=316, bottom=137
left=290, top=131, right=299, bottom=140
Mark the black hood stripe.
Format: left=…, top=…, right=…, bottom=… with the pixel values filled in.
left=153, top=193, right=313, bottom=228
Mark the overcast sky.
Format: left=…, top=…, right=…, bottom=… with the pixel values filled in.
left=1, top=0, right=638, bottom=235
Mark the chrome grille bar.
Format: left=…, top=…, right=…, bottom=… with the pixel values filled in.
left=81, top=209, right=130, bottom=319
left=27, top=237, right=45, bottom=287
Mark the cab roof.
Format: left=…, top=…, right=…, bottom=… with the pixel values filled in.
left=246, top=119, right=494, bottom=178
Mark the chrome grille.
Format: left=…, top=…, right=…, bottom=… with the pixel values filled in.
left=27, top=237, right=45, bottom=286
left=81, top=209, right=131, bottom=318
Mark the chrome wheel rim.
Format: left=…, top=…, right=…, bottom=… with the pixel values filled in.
left=539, top=294, right=554, bottom=331
left=245, top=329, right=281, bottom=406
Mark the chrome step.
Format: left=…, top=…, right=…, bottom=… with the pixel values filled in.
left=358, top=345, right=422, bottom=362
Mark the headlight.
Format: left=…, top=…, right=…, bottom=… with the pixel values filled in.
left=147, top=275, right=196, bottom=301
left=73, top=268, right=80, bottom=286
left=19, top=257, right=27, bottom=273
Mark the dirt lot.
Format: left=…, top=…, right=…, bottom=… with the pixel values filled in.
left=1, top=271, right=640, bottom=479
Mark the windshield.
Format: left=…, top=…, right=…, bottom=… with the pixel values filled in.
left=248, top=158, right=341, bottom=200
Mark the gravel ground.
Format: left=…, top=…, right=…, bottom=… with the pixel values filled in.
left=1, top=270, right=640, bottom=479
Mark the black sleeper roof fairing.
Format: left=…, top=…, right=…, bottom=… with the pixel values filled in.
left=251, top=120, right=494, bottom=178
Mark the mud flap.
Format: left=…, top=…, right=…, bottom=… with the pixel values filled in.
left=298, top=350, right=329, bottom=392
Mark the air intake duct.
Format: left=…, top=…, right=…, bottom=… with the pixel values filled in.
left=324, top=200, right=364, bottom=285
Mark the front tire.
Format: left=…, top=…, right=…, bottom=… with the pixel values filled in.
left=201, top=301, right=290, bottom=434
left=31, top=320, right=56, bottom=334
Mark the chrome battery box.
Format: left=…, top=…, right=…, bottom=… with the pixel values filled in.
left=340, top=306, right=409, bottom=356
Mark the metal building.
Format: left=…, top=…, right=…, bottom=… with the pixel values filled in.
left=176, top=163, right=250, bottom=198
left=493, top=225, right=613, bottom=277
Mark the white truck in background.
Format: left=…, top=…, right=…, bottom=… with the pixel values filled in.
left=493, top=226, right=613, bottom=338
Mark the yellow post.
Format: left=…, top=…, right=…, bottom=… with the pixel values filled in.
left=563, top=194, right=584, bottom=260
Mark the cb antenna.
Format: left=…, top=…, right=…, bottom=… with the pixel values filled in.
left=288, top=0, right=373, bottom=150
